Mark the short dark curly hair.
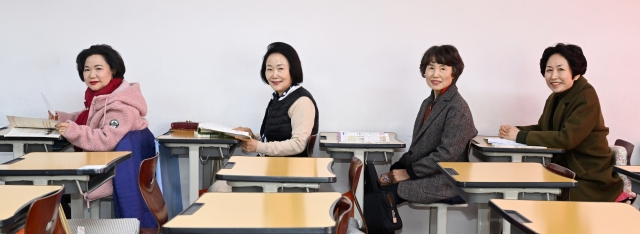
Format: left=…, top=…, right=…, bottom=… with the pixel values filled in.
left=260, top=42, right=303, bottom=86
left=76, top=44, right=125, bottom=81
left=539, top=43, right=587, bottom=77
left=419, top=45, right=464, bottom=82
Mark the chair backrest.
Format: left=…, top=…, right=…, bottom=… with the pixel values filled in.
left=25, top=185, right=64, bottom=234
left=138, top=154, right=168, bottom=232
left=545, top=163, right=576, bottom=201
left=333, top=196, right=353, bottom=234
left=306, top=134, right=317, bottom=156
left=341, top=156, right=367, bottom=233
left=615, top=139, right=635, bottom=165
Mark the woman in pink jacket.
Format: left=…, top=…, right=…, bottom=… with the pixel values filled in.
left=51, top=44, right=149, bottom=151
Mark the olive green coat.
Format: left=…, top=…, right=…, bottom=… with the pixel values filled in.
left=517, top=77, right=622, bottom=202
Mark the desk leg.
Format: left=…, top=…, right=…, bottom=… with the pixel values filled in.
left=499, top=191, right=520, bottom=234
left=477, top=203, right=490, bottom=234
left=353, top=149, right=365, bottom=226
left=90, top=200, right=100, bottom=219
left=188, top=146, right=199, bottom=205
left=12, top=143, right=25, bottom=158
left=510, top=154, right=523, bottom=163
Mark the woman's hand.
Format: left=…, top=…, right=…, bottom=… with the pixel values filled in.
left=499, top=125, right=519, bottom=141
left=240, top=138, right=259, bottom=152
left=380, top=169, right=410, bottom=186
left=55, top=122, right=69, bottom=136
left=48, top=111, right=58, bottom=120
left=233, top=126, right=255, bottom=140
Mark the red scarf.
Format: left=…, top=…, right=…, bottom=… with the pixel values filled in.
left=74, top=78, right=123, bottom=151
left=423, top=86, right=449, bottom=123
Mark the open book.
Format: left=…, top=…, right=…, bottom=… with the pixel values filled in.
left=338, top=131, right=390, bottom=143
left=197, top=122, right=251, bottom=139
left=4, top=116, right=60, bottom=138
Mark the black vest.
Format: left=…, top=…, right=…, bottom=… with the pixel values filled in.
left=260, top=87, right=319, bottom=156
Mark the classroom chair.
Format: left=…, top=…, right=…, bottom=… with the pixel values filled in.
left=544, top=163, right=575, bottom=201
left=615, top=139, right=635, bottom=165
left=307, top=134, right=317, bottom=156
left=138, top=154, right=169, bottom=234
left=612, top=145, right=638, bottom=204
left=21, top=185, right=65, bottom=234
left=343, top=157, right=367, bottom=233
left=60, top=154, right=165, bottom=234
left=334, top=196, right=354, bottom=234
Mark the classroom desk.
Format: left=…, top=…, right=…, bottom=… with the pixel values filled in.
left=319, top=132, right=405, bottom=224
left=0, top=126, right=72, bottom=159
left=614, top=165, right=640, bottom=194
left=438, top=162, right=577, bottom=234
left=162, top=192, right=341, bottom=234
left=470, top=136, right=564, bottom=164
left=488, top=199, right=640, bottom=234
left=0, top=185, right=62, bottom=234
left=156, top=130, right=240, bottom=217
left=216, top=156, right=336, bottom=192
left=0, top=151, right=131, bottom=219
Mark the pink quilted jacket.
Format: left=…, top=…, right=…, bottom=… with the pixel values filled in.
left=57, top=81, right=149, bottom=151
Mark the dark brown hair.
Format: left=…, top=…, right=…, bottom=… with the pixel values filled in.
left=419, top=45, right=465, bottom=82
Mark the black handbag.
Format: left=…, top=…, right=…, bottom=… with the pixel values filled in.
left=363, top=163, right=403, bottom=233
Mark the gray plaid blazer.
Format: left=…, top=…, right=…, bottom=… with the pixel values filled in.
left=394, top=84, right=477, bottom=203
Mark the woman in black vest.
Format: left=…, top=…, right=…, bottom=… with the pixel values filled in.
left=232, top=42, right=319, bottom=157
left=210, top=42, right=319, bottom=192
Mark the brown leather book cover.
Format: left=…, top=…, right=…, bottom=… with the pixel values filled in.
left=171, top=121, right=199, bottom=130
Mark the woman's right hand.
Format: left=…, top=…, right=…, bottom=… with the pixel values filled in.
left=48, top=111, right=58, bottom=120
left=233, top=126, right=254, bottom=139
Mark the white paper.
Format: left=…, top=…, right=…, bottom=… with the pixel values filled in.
left=485, top=137, right=546, bottom=148
left=338, top=132, right=391, bottom=143
left=7, top=116, right=58, bottom=129
left=78, top=165, right=106, bottom=170
left=4, top=127, right=60, bottom=138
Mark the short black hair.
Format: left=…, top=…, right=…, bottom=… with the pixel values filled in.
left=76, top=44, right=126, bottom=81
left=539, top=43, right=587, bottom=77
left=419, top=45, right=465, bottom=82
left=260, top=42, right=303, bottom=86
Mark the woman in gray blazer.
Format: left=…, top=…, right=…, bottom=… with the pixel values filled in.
left=380, top=45, right=477, bottom=204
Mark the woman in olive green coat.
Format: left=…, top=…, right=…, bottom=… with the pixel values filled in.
left=499, top=43, right=622, bottom=202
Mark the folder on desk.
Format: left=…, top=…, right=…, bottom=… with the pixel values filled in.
left=4, top=116, right=60, bottom=138
left=198, top=122, right=251, bottom=139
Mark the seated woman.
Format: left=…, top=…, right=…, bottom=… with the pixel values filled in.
left=210, top=42, right=319, bottom=192
left=499, top=43, right=623, bottom=202
left=233, top=41, right=319, bottom=156
left=380, top=45, right=477, bottom=205
left=51, top=44, right=156, bottom=227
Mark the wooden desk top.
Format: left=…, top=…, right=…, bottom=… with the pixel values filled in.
left=0, top=152, right=131, bottom=175
left=614, top=165, right=640, bottom=180
left=471, top=135, right=564, bottom=154
left=318, top=132, right=406, bottom=148
left=489, top=199, right=640, bottom=234
left=0, top=185, right=62, bottom=228
left=438, top=162, right=577, bottom=188
left=215, top=156, right=336, bottom=183
left=162, top=192, right=340, bottom=234
left=156, top=130, right=239, bottom=144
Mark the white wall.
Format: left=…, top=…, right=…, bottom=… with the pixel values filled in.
left=1, top=1, right=639, bottom=233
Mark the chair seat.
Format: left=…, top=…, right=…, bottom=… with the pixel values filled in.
left=409, top=202, right=468, bottom=208
left=67, top=218, right=140, bottom=234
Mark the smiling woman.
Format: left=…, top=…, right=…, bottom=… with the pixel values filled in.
left=377, top=45, right=477, bottom=206
left=499, top=43, right=623, bottom=202
left=209, top=42, right=320, bottom=192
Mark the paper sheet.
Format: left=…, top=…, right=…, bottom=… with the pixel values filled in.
left=4, top=127, right=60, bottom=138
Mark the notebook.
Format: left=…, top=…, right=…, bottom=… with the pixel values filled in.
left=4, top=116, right=60, bottom=138
left=197, top=122, right=251, bottom=139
